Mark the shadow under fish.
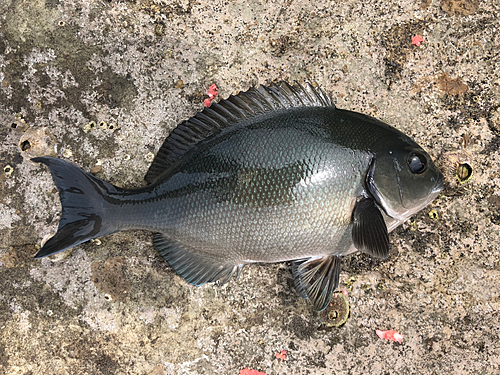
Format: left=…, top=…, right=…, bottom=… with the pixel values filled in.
left=32, top=82, right=444, bottom=311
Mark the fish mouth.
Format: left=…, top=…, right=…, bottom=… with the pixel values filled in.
left=432, top=173, right=444, bottom=194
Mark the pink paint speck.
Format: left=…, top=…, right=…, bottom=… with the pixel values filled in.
left=204, top=83, right=219, bottom=107
left=240, top=368, right=265, bottom=375
left=376, top=329, right=404, bottom=344
left=411, top=35, right=424, bottom=46
left=275, top=349, right=287, bottom=362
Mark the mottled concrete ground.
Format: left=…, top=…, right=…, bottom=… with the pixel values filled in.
left=1, top=0, right=499, bottom=374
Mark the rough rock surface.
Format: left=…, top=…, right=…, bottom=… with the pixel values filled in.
left=1, top=0, right=499, bottom=374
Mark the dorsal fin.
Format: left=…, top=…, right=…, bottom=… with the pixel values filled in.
left=145, top=82, right=335, bottom=183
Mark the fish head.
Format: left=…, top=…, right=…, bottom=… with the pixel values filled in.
left=367, top=142, right=444, bottom=223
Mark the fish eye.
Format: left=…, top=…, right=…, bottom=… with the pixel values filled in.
left=407, top=151, right=427, bottom=174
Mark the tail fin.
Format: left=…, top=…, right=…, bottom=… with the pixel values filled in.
left=32, top=157, right=122, bottom=258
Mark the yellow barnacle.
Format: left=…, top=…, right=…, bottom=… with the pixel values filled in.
left=320, top=292, right=350, bottom=328
left=456, top=163, right=473, bottom=184
left=107, top=123, right=118, bottom=132
left=428, top=209, right=439, bottom=220
left=346, top=276, right=356, bottom=290
left=99, top=121, right=108, bottom=130
left=83, top=121, right=97, bottom=133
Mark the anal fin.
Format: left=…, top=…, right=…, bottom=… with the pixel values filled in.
left=292, top=255, right=342, bottom=311
left=153, top=234, right=243, bottom=286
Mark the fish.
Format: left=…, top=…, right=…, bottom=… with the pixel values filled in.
left=32, top=82, right=444, bottom=311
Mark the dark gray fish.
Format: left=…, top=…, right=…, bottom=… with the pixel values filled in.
left=32, top=82, right=443, bottom=311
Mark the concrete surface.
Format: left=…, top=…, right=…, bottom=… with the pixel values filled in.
left=1, top=0, right=499, bottom=374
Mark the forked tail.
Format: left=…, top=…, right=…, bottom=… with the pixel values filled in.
left=32, top=157, right=123, bottom=258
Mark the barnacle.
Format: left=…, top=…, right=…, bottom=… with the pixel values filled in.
left=428, top=209, right=439, bottom=220
left=377, top=279, right=386, bottom=290
left=107, top=123, right=118, bottom=132
left=155, top=22, right=165, bottom=36
left=83, top=121, right=97, bottom=133
left=3, top=165, right=14, bottom=176
left=19, top=127, right=57, bottom=159
left=437, top=149, right=473, bottom=192
left=99, top=121, right=108, bottom=130
left=320, top=291, right=349, bottom=327
left=62, top=148, right=73, bottom=158
left=346, top=276, right=356, bottom=290
left=456, top=163, right=473, bottom=183
left=11, top=119, right=28, bottom=132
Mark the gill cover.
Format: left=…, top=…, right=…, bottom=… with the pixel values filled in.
left=367, top=146, right=443, bottom=221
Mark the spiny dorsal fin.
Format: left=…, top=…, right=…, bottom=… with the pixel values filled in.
left=145, top=82, right=335, bottom=183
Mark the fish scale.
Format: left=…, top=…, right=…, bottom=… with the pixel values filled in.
left=32, top=82, right=443, bottom=311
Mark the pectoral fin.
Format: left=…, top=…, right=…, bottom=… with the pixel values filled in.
left=352, top=198, right=390, bottom=259
left=292, top=255, right=341, bottom=311
left=153, top=234, right=243, bottom=286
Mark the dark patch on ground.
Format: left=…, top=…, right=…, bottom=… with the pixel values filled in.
left=0, top=342, right=8, bottom=372
left=91, top=256, right=131, bottom=301
left=270, top=35, right=294, bottom=57
left=287, top=315, right=316, bottom=340
left=488, top=107, right=500, bottom=135
left=420, top=0, right=432, bottom=10
left=101, top=234, right=189, bottom=308
left=185, top=89, right=208, bottom=105
left=438, top=90, right=495, bottom=131
left=45, top=0, right=61, bottom=9
left=139, top=0, right=193, bottom=19
left=435, top=73, right=469, bottom=96
left=489, top=195, right=500, bottom=225
left=96, top=71, right=138, bottom=110
left=343, top=251, right=385, bottom=275
left=381, top=19, right=429, bottom=88
left=440, top=0, right=480, bottom=16
left=0, top=244, right=37, bottom=268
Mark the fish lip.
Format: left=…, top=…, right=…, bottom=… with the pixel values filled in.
left=432, top=173, right=444, bottom=194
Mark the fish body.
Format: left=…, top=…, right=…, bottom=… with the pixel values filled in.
left=33, top=82, right=443, bottom=311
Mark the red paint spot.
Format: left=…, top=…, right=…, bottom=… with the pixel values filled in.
left=275, top=349, right=287, bottom=362
left=204, top=83, right=219, bottom=107
left=411, top=35, right=424, bottom=46
left=376, top=329, right=404, bottom=344
left=240, top=368, right=265, bottom=375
